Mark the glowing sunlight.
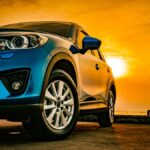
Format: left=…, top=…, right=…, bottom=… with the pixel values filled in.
left=106, top=57, right=127, bottom=78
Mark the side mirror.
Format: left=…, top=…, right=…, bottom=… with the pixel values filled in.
left=81, top=36, right=101, bottom=54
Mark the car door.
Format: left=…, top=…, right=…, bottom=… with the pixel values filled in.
left=93, top=49, right=110, bottom=98
left=76, top=28, right=103, bottom=99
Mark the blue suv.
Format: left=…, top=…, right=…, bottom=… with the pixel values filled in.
left=0, top=21, right=116, bottom=140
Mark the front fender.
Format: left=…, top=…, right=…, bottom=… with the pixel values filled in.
left=39, top=51, right=78, bottom=104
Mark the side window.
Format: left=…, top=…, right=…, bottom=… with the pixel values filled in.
left=76, top=29, right=92, bottom=55
left=86, top=50, right=92, bottom=55
left=99, top=50, right=106, bottom=62
left=93, top=49, right=104, bottom=61
left=93, top=50, right=102, bottom=60
left=76, top=30, right=87, bottom=49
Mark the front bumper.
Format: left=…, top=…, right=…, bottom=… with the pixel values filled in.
left=0, top=104, right=43, bottom=118
left=0, top=103, right=43, bottom=120
left=0, top=42, right=52, bottom=106
left=0, top=69, right=31, bottom=95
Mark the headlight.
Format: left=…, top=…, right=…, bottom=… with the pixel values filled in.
left=0, top=33, right=48, bottom=50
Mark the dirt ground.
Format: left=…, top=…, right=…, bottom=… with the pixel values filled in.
left=0, top=120, right=149, bottom=150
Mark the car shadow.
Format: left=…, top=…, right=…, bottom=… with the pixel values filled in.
left=0, top=120, right=117, bottom=146
left=0, top=122, right=33, bottom=144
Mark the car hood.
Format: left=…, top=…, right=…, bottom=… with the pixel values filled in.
left=0, top=27, right=71, bottom=41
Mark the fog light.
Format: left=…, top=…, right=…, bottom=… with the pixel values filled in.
left=11, top=81, right=22, bottom=91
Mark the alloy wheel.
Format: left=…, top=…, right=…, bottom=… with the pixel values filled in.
left=43, top=80, right=75, bottom=130
left=109, top=94, right=114, bottom=123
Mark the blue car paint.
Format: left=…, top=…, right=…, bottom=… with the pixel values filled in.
left=0, top=40, right=54, bottom=105
left=0, top=53, right=14, bottom=59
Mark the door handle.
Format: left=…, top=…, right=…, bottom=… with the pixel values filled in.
left=95, top=64, right=100, bottom=70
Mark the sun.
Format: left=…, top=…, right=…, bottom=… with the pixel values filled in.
left=106, top=57, right=127, bottom=78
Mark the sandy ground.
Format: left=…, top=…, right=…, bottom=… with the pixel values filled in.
left=0, top=120, right=149, bottom=150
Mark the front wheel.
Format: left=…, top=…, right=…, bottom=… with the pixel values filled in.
left=23, top=69, right=79, bottom=140
left=97, top=91, right=115, bottom=127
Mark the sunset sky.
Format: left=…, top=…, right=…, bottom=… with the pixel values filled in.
left=0, top=0, right=150, bottom=115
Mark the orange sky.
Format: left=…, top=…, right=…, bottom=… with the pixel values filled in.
left=0, top=0, right=150, bottom=115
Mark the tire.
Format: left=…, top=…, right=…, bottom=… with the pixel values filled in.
left=22, top=69, right=79, bottom=140
left=97, top=91, right=115, bottom=127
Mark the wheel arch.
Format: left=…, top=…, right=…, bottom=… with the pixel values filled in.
left=51, top=59, right=77, bottom=86
left=109, top=83, right=116, bottom=103
left=40, top=52, right=78, bottom=103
